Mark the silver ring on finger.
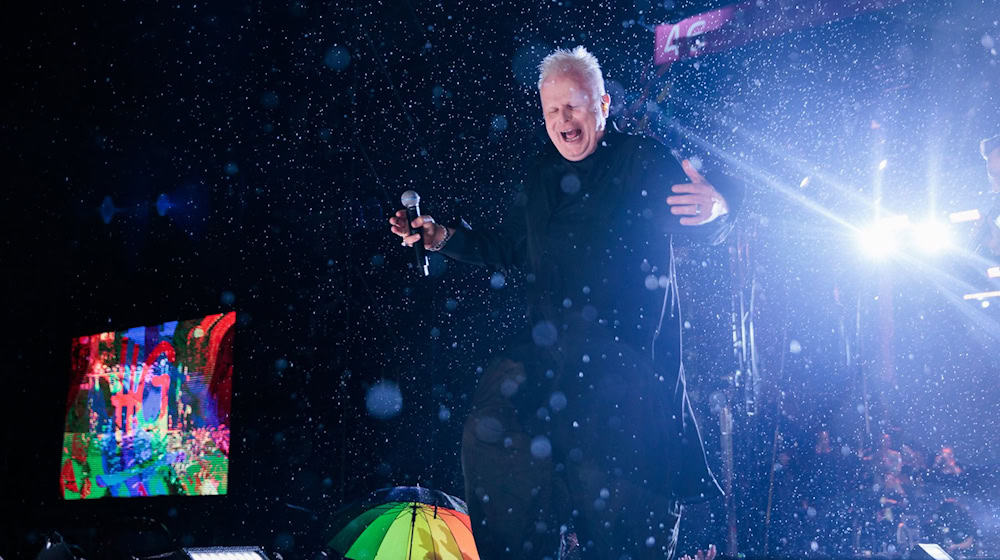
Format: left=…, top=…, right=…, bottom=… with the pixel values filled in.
left=695, top=203, right=702, bottom=215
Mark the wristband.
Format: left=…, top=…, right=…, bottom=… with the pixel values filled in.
left=428, top=225, right=453, bottom=252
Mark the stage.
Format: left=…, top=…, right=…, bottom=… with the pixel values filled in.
left=5, top=0, right=999, bottom=558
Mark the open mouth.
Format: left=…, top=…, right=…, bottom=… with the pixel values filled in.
left=560, top=128, right=582, bottom=143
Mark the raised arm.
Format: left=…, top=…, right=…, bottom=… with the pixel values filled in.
left=388, top=187, right=530, bottom=271
left=666, top=158, right=744, bottom=245
left=636, top=139, right=744, bottom=245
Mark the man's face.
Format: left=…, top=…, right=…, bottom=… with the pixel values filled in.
left=987, top=147, right=1000, bottom=192
left=539, top=72, right=607, bottom=161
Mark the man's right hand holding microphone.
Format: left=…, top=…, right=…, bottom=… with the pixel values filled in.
left=388, top=209, right=453, bottom=251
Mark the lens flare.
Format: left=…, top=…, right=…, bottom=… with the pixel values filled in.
left=911, top=221, right=952, bottom=254
left=858, top=215, right=908, bottom=259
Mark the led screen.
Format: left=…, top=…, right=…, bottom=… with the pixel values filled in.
left=61, top=312, right=235, bottom=499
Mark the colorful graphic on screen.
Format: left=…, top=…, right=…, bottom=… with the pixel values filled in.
left=61, top=312, right=235, bottom=499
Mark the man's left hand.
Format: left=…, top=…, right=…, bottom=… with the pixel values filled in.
left=666, top=159, right=729, bottom=225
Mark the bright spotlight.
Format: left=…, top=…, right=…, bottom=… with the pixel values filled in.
left=858, top=215, right=908, bottom=259
left=858, top=226, right=897, bottom=258
left=911, top=221, right=952, bottom=254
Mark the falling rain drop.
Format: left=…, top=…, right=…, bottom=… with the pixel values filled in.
left=365, top=381, right=403, bottom=420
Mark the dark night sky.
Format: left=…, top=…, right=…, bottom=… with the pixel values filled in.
left=4, top=0, right=1000, bottom=557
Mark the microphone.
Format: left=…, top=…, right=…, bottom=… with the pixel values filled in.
left=401, top=190, right=430, bottom=276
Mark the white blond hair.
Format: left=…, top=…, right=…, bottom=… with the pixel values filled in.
left=537, top=46, right=607, bottom=131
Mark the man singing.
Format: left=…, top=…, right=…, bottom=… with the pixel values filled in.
left=390, top=46, right=740, bottom=559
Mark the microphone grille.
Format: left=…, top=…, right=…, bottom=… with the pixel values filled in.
left=400, top=190, right=420, bottom=208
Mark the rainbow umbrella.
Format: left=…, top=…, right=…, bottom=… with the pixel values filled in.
left=328, top=486, right=480, bottom=560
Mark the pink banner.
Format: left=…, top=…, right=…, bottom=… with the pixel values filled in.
left=654, top=0, right=911, bottom=68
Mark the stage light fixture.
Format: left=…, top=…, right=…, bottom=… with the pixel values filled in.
left=912, top=221, right=952, bottom=254
left=182, top=546, right=270, bottom=560
left=858, top=226, right=896, bottom=258
left=858, top=215, right=908, bottom=259
left=910, top=543, right=954, bottom=560
left=963, top=290, right=1000, bottom=300
left=948, top=209, right=981, bottom=223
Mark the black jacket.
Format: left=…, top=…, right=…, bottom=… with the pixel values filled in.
left=441, top=128, right=740, bottom=503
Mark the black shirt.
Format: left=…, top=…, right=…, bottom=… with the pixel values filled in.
left=441, top=128, right=740, bottom=363
left=442, top=128, right=739, bottom=503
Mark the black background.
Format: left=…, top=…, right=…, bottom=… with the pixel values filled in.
left=4, top=0, right=1000, bottom=557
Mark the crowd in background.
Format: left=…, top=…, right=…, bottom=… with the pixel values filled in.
left=766, top=427, right=982, bottom=558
